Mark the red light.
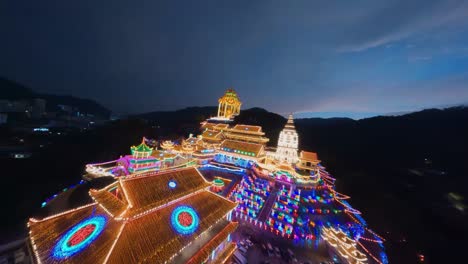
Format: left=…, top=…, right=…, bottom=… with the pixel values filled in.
left=67, top=224, right=96, bottom=247
left=178, top=212, right=193, bottom=227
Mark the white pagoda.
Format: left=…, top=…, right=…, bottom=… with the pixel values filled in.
left=275, top=114, right=299, bottom=164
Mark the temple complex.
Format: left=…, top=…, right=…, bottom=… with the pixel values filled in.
left=28, top=167, right=237, bottom=264
left=37, top=88, right=387, bottom=264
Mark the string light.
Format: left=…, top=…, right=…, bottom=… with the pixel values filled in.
left=171, top=206, right=200, bottom=235
left=28, top=89, right=387, bottom=264
left=52, top=215, right=106, bottom=259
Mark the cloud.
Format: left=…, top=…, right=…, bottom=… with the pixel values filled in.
left=408, top=55, right=432, bottom=62
left=336, top=0, right=468, bottom=53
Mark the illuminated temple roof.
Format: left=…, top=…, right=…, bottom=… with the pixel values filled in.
left=300, top=151, right=320, bottom=162
left=201, top=129, right=223, bottom=141
left=218, top=89, right=241, bottom=106
left=201, top=123, right=229, bottom=131
left=130, top=139, right=153, bottom=155
left=28, top=167, right=237, bottom=264
left=220, top=139, right=265, bottom=158
left=229, top=124, right=263, bottom=134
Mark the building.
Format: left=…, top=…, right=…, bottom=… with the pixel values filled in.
left=296, top=151, right=320, bottom=172
left=118, top=140, right=161, bottom=174
left=28, top=167, right=238, bottom=264
left=217, top=89, right=241, bottom=119
left=223, top=124, right=269, bottom=144
left=275, top=114, right=299, bottom=164
left=210, top=89, right=242, bottom=121
left=215, top=139, right=266, bottom=168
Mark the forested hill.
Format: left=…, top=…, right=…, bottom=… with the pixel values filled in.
left=0, top=78, right=111, bottom=118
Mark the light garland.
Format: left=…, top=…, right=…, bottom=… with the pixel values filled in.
left=321, top=227, right=368, bottom=264
left=52, top=215, right=106, bottom=259
left=171, top=206, right=200, bottom=235
left=28, top=90, right=388, bottom=263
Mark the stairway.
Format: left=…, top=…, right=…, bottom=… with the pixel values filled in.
left=257, top=188, right=278, bottom=222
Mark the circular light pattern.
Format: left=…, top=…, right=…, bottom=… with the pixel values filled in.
left=168, top=180, right=177, bottom=189
left=170, top=206, right=199, bottom=235
left=53, top=215, right=106, bottom=259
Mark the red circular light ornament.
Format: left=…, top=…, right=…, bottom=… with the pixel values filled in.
left=178, top=212, right=193, bottom=227
left=67, top=224, right=96, bottom=247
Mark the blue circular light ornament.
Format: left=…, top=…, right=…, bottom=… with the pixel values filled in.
left=168, top=180, right=177, bottom=189
left=170, top=206, right=199, bottom=235
left=52, top=215, right=106, bottom=259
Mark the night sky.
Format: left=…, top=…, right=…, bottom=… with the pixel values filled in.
left=1, top=1, right=468, bottom=118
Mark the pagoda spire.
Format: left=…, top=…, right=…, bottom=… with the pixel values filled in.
left=285, top=113, right=295, bottom=130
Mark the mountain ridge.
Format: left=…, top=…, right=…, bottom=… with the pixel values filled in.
left=0, top=77, right=111, bottom=118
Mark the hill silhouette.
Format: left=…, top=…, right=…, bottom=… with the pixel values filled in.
left=0, top=77, right=111, bottom=118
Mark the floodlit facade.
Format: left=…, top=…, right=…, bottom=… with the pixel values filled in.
left=275, top=114, right=299, bottom=164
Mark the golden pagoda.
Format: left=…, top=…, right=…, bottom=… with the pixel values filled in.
left=217, top=89, right=241, bottom=119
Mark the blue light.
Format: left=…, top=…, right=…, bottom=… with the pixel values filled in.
left=52, top=215, right=106, bottom=259
left=171, top=206, right=199, bottom=235
left=168, top=180, right=177, bottom=189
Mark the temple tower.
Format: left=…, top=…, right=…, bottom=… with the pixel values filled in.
left=217, top=88, right=242, bottom=119
left=275, top=114, right=299, bottom=164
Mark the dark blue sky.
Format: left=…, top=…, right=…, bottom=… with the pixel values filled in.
left=1, top=1, right=468, bottom=118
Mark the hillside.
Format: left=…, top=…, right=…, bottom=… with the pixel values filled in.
left=0, top=78, right=111, bottom=118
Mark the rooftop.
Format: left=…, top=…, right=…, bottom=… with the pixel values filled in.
left=220, top=139, right=265, bottom=158
left=28, top=167, right=237, bottom=264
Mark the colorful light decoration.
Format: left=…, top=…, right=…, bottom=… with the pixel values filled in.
left=168, top=180, right=177, bottom=189
left=52, top=215, right=106, bottom=259
left=171, top=206, right=200, bottom=235
left=41, top=180, right=85, bottom=208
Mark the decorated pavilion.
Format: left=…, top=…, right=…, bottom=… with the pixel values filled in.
left=216, top=89, right=241, bottom=120
left=117, top=139, right=161, bottom=174
left=28, top=167, right=238, bottom=264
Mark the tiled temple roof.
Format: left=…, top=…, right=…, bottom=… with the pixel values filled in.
left=28, top=167, right=237, bottom=264
left=28, top=205, right=121, bottom=264
left=119, top=167, right=211, bottom=218
left=220, top=139, right=264, bottom=157
left=201, top=130, right=223, bottom=141
left=300, top=151, right=319, bottom=162
left=89, top=183, right=128, bottom=217
left=185, top=222, right=238, bottom=264
left=107, top=192, right=236, bottom=263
